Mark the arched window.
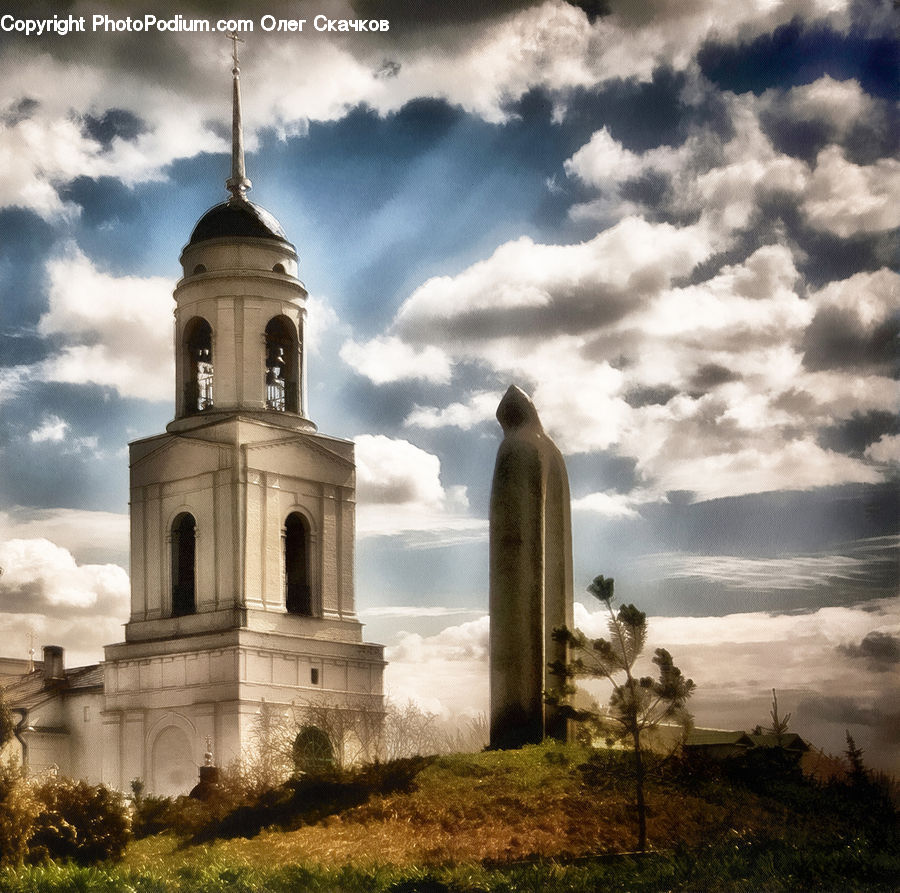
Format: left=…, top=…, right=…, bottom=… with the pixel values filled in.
left=265, top=316, right=299, bottom=413
left=171, top=513, right=196, bottom=617
left=184, top=318, right=213, bottom=413
left=285, top=512, right=312, bottom=616
left=292, top=725, right=334, bottom=774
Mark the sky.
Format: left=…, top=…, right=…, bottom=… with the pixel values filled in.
left=0, top=0, right=897, bottom=768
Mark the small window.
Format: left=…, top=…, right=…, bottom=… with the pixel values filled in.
left=184, top=318, right=213, bottom=413
left=310, top=668, right=320, bottom=685
left=192, top=264, right=207, bottom=275
left=272, top=263, right=285, bottom=274
left=285, top=512, right=312, bottom=616
left=265, top=316, right=299, bottom=413
left=171, top=513, right=197, bottom=617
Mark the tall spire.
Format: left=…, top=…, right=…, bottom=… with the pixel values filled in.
left=225, top=33, right=252, bottom=200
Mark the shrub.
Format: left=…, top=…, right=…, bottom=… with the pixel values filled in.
left=28, top=777, right=131, bottom=865
left=0, top=759, right=40, bottom=867
left=187, top=755, right=433, bottom=843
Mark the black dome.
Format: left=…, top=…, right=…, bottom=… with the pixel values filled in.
left=189, top=198, right=288, bottom=245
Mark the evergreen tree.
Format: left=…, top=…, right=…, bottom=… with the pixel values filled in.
left=550, top=575, right=695, bottom=851
left=763, top=689, right=792, bottom=743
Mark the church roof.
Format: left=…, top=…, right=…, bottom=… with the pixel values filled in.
left=1, top=663, right=103, bottom=710
left=188, top=197, right=288, bottom=246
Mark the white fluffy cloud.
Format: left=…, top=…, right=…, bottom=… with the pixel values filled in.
left=803, top=146, right=900, bottom=237
left=342, top=70, right=897, bottom=502
left=37, top=244, right=173, bottom=400
left=354, top=434, right=485, bottom=542
left=29, top=415, right=68, bottom=443
left=0, top=0, right=863, bottom=221
left=572, top=489, right=664, bottom=519
left=0, top=507, right=129, bottom=562
left=384, top=615, right=489, bottom=717
left=340, top=336, right=452, bottom=384
left=0, top=538, right=128, bottom=611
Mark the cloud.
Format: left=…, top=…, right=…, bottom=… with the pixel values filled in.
left=340, top=336, right=452, bottom=384
left=29, top=415, right=68, bottom=443
left=0, top=1, right=874, bottom=225
left=0, top=537, right=129, bottom=615
left=0, top=507, right=129, bottom=563
left=650, top=551, right=880, bottom=591
left=759, top=75, right=895, bottom=165
left=801, top=267, right=899, bottom=374
left=360, top=605, right=485, bottom=619
left=802, top=146, right=900, bottom=238
left=353, top=434, right=486, bottom=542
left=26, top=415, right=102, bottom=457
left=0, top=45, right=222, bottom=218
left=865, top=434, right=900, bottom=465
left=839, top=631, right=900, bottom=672
left=346, top=73, right=897, bottom=503
left=384, top=615, right=489, bottom=717
left=304, top=296, right=340, bottom=356
left=572, top=489, right=663, bottom=519
left=36, top=244, right=173, bottom=400
left=405, top=391, right=501, bottom=430
left=381, top=597, right=900, bottom=766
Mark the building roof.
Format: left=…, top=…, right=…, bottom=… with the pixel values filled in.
left=188, top=197, right=289, bottom=246
left=1, top=663, right=103, bottom=711
left=685, top=730, right=755, bottom=747
left=748, top=733, right=809, bottom=752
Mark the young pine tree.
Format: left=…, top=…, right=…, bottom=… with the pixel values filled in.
left=549, top=575, right=696, bottom=851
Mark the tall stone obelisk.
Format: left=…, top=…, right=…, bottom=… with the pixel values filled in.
left=489, top=385, right=574, bottom=749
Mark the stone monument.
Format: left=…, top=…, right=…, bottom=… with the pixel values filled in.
left=489, top=385, right=574, bottom=749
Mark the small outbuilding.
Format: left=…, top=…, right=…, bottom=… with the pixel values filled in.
left=683, top=729, right=755, bottom=761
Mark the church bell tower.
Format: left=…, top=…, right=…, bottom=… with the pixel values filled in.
left=102, top=40, right=385, bottom=795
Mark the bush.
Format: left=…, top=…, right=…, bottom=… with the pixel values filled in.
left=28, top=778, right=131, bottom=865
left=0, top=760, right=40, bottom=867
left=187, top=755, right=433, bottom=843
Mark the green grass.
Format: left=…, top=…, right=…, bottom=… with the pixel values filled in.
left=1, top=743, right=897, bottom=892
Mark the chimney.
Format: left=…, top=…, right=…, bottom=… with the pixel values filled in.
left=43, top=645, right=65, bottom=681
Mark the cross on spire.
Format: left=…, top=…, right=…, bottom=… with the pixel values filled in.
left=225, top=32, right=252, bottom=200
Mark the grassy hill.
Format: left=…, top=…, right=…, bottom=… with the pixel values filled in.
left=1, top=742, right=897, bottom=892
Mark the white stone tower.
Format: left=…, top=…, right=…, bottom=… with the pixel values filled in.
left=102, top=41, right=384, bottom=795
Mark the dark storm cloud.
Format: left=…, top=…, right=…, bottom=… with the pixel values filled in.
left=618, top=170, right=674, bottom=213
left=689, top=363, right=741, bottom=393
left=698, top=18, right=900, bottom=99
left=839, top=631, right=900, bottom=671
left=624, top=384, right=678, bottom=408
left=1, top=97, right=39, bottom=126
left=801, top=305, right=899, bottom=374
left=561, top=68, right=733, bottom=153
left=760, top=90, right=899, bottom=166
left=796, top=694, right=891, bottom=729
left=400, top=282, right=639, bottom=344
left=684, top=189, right=897, bottom=293
left=818, top=411, right=899, bottom=457
left=82, top=108, right=146, bottom=150
left=351, top=0, right=544, bottom=25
